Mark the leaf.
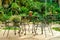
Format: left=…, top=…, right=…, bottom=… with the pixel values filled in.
left=11, top=3, right=20, bottom=8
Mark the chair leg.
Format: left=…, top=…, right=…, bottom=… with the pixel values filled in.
left=49, top=25, right=53, bottom=36
left=24, top=24, right=26, bottom=35
left=48, top=24, right=53, bottom=36
left=24, top=28, right=26, bottom=35
left=32, top=24, right=34, bottom=33
left=44, top=27, right=47, bottom=37
left=14, top=26, right=16, bottom=35
left=41, top=25, right=43, bottom=34
left=33, top=26, right=36, bottom=36
left=18, top=27, right=21, bottom=37
left=7, top=29, right=10, bottom=37
left=35, top=24, right=38, bottom=35
left=28, top=24, right=30, bottom=32
left=7, top=27, right=10, bottom=37
left=48, top=25, right=51, bottom=33
left=33, top=24, right=38, bottom=36
left=21, top=24, right=24, bottom=34
left=3, top=29, right=6, bottom=36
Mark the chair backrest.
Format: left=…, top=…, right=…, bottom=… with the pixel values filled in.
left=21, top=16, right=29, bottom=23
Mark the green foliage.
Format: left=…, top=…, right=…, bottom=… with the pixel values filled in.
left=34, top=2, right=42, bottom=10
left=11, top=2, right=20, bottom=9
left=0, top=6, right=4, bottom=11
left=55, top=8, right=60, bottom=13
left=2, top=14, right=11, bottom=21
left=3, top=26, right=20, bottom=30
left=33, top=12, right=39, bottom=16
left=52, top=27, right=60, bottom=31
left=7, top=11, right=12, bottom=16
left=20, top=6, right=29, bottom=13
left=0, top=0, right=60, bottom=23
left=0, top=13, right=4, bottom=21
left=20, top=14, right=27, bottom=16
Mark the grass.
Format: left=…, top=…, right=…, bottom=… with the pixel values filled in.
left=52, top=27, right=60, bottom=31
left=3, top=26, right=21, bottom=30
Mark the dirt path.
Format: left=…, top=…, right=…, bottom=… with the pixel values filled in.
left=0, top=24, right=60, bottom=40
left=0, top=30, right=47, bottom=40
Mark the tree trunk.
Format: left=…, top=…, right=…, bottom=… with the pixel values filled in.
left=0, top=0, right=2, bottom=6
left=58, top=0, right=60, bottom=7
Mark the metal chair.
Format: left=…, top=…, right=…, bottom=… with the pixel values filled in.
left=21, top=16, right=30, bottom=35
left=40, top=20, right=53, bottom=37
left=32, top=16, right=39, bottom=35
left=3, top=20, right=11, bottom=37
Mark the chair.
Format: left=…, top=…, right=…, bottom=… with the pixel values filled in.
left=3, top=20, right=11, bottom=37
left=32, top=16, right=39, bottom=35
left=21, top=16, right=30, bottom=35
left=40, top=20, right=53, bottom=37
